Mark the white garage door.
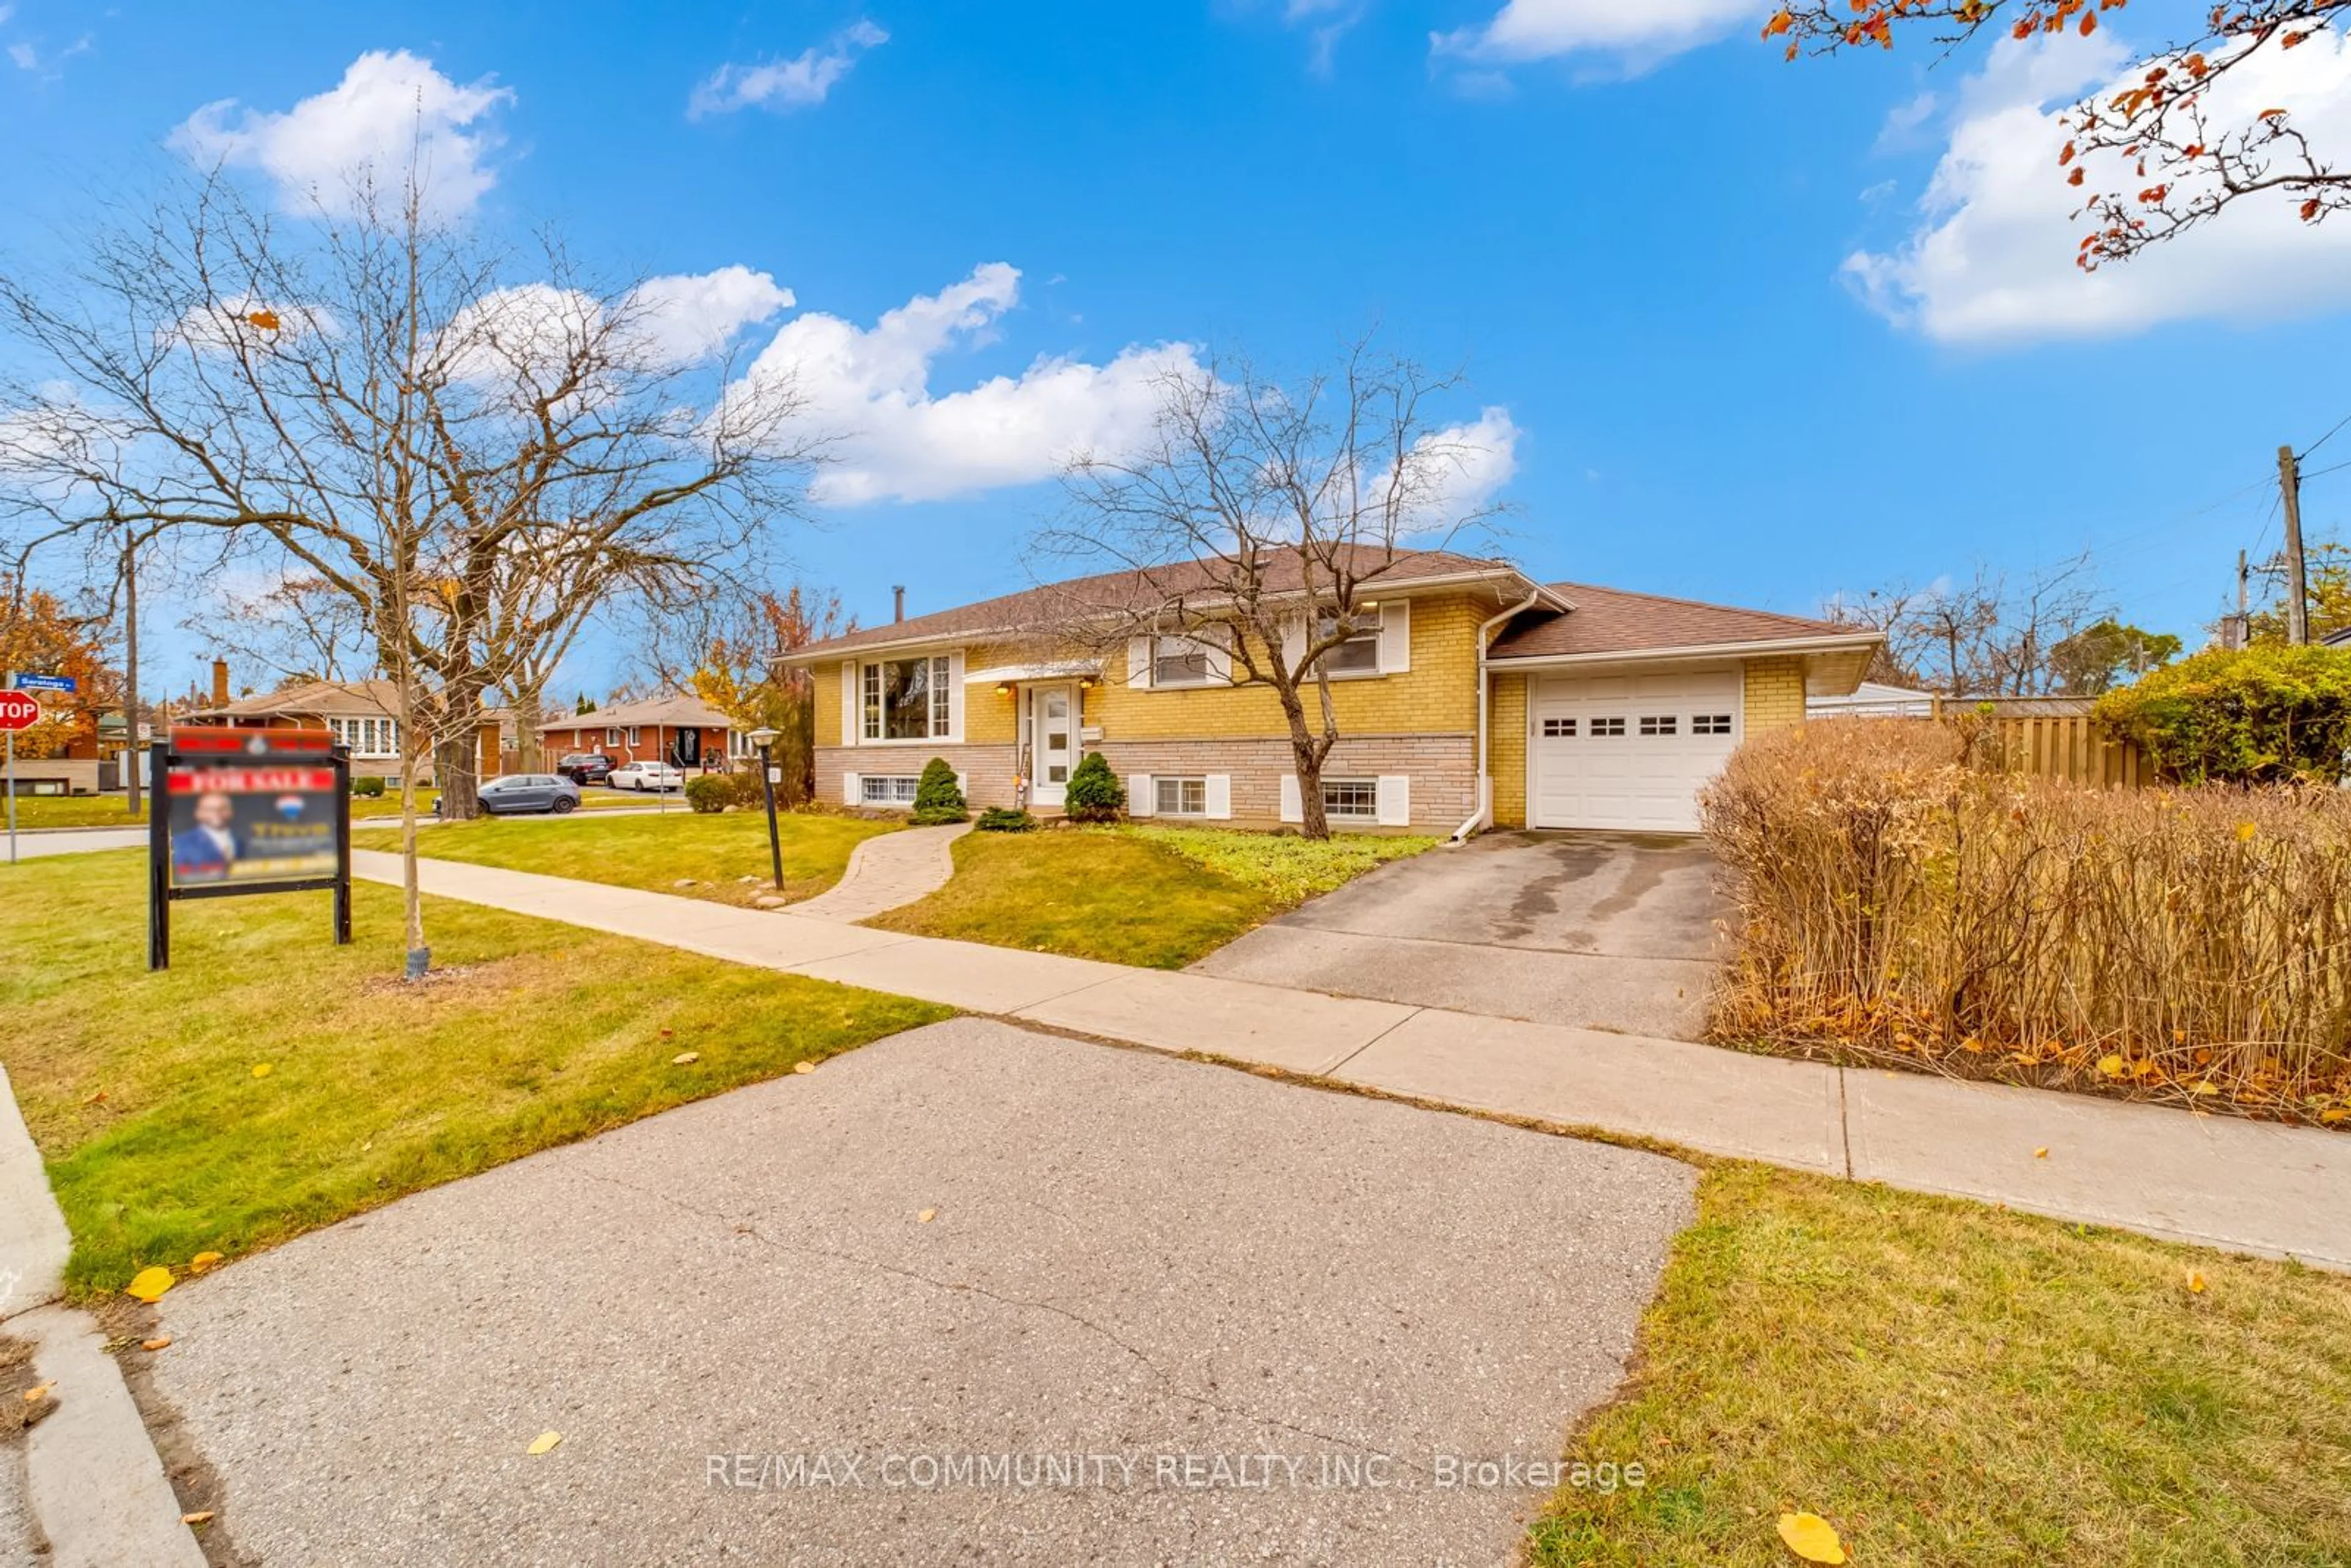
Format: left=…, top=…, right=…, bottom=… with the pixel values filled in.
left=1529, top=668, right=1742, bottom=832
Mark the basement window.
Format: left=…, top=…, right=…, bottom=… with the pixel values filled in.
left=1321, top=778, right=1377, bottom=821
left=860, top=775, right=921, bottom=806
left=1155, top=777, right=1208, bottom=817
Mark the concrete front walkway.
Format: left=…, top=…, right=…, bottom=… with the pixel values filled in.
left=789, top=822, right=970, bottom=922
left=349, top=851, right=2351, bottom=1268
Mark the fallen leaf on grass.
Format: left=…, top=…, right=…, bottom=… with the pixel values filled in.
left=527, top=1431, right=563, bottom=1455
left=22, top=1384, right=50, bottom=1404
left=670, top=1052, right=700, bottom=1067
left=250, top=1063, right=272, bottom=1079
left=125, top=1266, right=175, bottom=1304
left=917, top=1209, right=938, bottom=1224
left=2186, top=1269, right=2208, bottom=1294
left=190, top=1251, right=223, bottom=1274
left=1777, top=1512, right=1848, bottom=1564
left=2097, top=1053, right=2126, bottom=1079
left=181, top=1510, right=216, bottom=1526
left=792, top=1061, right=815, bottom=1075
left=82, top=1090, right=105, bottom=1106
left=141, top=1337, right=173, bottom=1352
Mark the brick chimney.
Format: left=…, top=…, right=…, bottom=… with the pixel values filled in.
left=211, top=658, right=230, bottom=707
left=893, top=585, right=906, bottom=623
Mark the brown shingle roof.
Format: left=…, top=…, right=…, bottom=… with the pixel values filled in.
left=192, top=678, right=403, bottom=719
left=783, top=547, right=1537, bottom=661
left=537, top=691, right=735, bottom=733
left=1487, top=582, right=1872, bottom=661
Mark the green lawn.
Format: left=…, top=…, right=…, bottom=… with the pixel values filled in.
left=866, top=824, right=1438, bottom=969
left=5, top=787, right=651, bottom=830
left=0, top=852, right=949, bottom=1296
left=354, top=808, right=898, bottom=907
left=1533, top=1162, right=2351, bottom=1566
left=4, top=795, right=149, bottom=828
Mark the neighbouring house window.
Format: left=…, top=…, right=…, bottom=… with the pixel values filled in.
left=328, top=716, right=399, bottom=757
left=860, top=775, right=921, bottom=806
left=1693, top=713, right=1734, bottom=735
left=1152, top=636, right=1215, bottom=688
left=862, top=656, right=952, bottom=741
left=628, top=726, right=641, bottom=745
left=1321, top=778, right=1377, bottom=821
left=1589, top=717, right=1627, bottom=737
left=1541, top=718, right=1575, bottom=738
left=1313, top=607, right=1382, bottom=675
left=606, top=727, right=621, bottom=746
left=1639, top=716, right=1678, bottom=737
left=1155, top=777, right=1208, bottom=816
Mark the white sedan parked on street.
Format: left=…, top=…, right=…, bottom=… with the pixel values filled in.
left=608, top=759, right=685, bottom=792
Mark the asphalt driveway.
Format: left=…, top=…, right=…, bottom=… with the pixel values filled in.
left=138, top=1018, right=1693, bottom=1567
left=1193, top=831, right=1728, bottom=1040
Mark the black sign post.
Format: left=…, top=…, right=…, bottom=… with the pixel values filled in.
left=148, top=727, right=353, bottom=972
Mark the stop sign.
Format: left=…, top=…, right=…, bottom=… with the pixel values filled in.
left=0, top=692, right=39, bottom=732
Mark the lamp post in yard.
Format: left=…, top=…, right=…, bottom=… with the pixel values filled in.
left=748, top=726, right=784, bottom=893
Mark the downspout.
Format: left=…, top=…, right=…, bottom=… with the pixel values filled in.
left=1450, top=588, right=1543, bottom=845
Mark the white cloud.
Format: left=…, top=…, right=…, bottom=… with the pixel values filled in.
left=6, top=42, right=31, bottom=70
left=733, top=263, right=1201, bottom=506
left=171, top=50, right=512, bottom=219
left=689, top=21, right=887, bottom=118
left=442, top=267, right=794, bottom=381
left=1431, top=0, right=1758, bottom=70
left=1847, top=29, right=2351, bottom=343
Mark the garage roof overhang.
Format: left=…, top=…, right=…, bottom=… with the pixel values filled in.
left=1487, top=632, right=1881, bottom=696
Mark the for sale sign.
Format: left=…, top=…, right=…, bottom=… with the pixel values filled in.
left=147, top=726, right=352, bottom=970
left=164, top=764, right=340, bottom=887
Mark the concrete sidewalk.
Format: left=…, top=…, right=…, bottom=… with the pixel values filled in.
left=351, top=850, right=2351, bottom=1269
left=788, top=822, right=969, bottom=922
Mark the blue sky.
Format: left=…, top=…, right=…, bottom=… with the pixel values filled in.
left=5, top=0, right=2349, bottom=699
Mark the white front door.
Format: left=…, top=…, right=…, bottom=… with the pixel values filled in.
left=1031, top=683, right=1077, bottom=808
left=1529, top=667, right=1742, bottom=832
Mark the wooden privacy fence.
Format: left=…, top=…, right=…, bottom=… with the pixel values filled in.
left=1933, top=696, right=2151, bottom=789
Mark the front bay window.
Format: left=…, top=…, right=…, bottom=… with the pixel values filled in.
left=863, top=655, right=952, bottom=741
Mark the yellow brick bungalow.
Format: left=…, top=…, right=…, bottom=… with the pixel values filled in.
left=782, top=549, right=1878, bottom=835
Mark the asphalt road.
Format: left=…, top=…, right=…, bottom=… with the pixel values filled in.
left=140, top=1018, right=1695, bottom=1567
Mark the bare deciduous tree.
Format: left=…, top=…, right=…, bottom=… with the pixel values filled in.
left=0, top=171, right=814, bottom=976
left=1825, top=553, right=2112, bottom=697
left=1038, top=343, right=1503, bottom=840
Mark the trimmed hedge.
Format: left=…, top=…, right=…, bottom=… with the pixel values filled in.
left=2096, top=644, right=2351, bottom=784
left=1063, top=751, right=1125, bottom=823
left=350, top=775, right=386, bottom=798
left=684, top=775, right=733, bottom=814
left=910, top=758, right=968, bottom=825
left=975, top=806, right=1037, bottom=832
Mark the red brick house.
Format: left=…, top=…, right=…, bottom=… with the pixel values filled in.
left=536, top=692, right=745, bottom=773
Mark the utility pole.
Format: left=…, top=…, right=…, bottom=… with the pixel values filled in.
left=2280, top=444, right=2311, bottom=645
left=123, top=525, right=143, bottom=817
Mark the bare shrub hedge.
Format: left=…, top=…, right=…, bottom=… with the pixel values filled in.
left=1702, top=718, right=2351, bottom=1121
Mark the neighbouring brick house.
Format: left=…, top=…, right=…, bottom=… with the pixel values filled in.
left=180, top=663, right=498, bottom=784
left=536, top=692, right=746, bottom=773
left=779, top=549, right=1880, bottom=835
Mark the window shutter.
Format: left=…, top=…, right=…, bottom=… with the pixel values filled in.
left=1204, top=775, right=1232, bottom=820
left=1279, top=775, right=1303, bottom=824
left=1203, top=624, right=1234, bottom=684
left=843, top=770, right=861, bottom=805
left=947, top=650, right=966, bottom=740
left=1130, top=775, right=1155, bottom=818
left=954, top=770, right=968, bottom=798
left=840, top=661, right=859, bottom=746
left=1127, top=637, right=1152, bottom=689
left=1379, top=598, right=1411, bottom=674
left=1376, top=775, right=1411, bottom=827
